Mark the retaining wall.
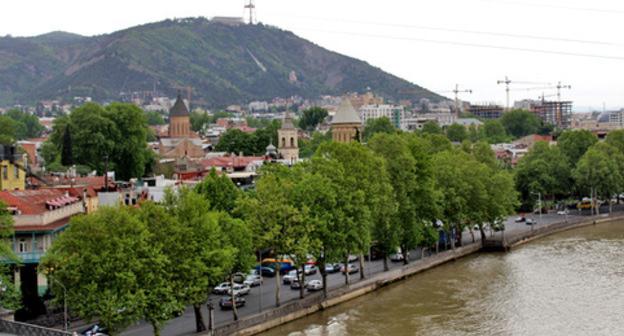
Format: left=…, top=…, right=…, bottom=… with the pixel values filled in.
left=0, top=319, right=71, bottom=336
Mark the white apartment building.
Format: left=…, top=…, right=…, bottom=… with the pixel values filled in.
left=359, top=104, right=404, bottom=129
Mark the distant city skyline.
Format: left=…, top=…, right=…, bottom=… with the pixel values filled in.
left=1, top=0, right=623, bottom=110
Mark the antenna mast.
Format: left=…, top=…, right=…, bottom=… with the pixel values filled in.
left=244, top=0, right=256, bottom=25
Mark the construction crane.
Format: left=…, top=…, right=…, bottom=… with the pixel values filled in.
left=438, top=84, right=473, bottom=115
left=510, top=81, right=572, bottom=102
left=497, top=76, right=552, bottom=110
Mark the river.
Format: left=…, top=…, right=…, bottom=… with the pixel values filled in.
left=262, top=221, right=624, bottom=336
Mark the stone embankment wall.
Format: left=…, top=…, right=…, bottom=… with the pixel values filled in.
left=209, top=243, right=481, bottom=336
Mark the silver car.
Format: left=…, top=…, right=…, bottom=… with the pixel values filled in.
left=243, top=274, right=262, bottom=287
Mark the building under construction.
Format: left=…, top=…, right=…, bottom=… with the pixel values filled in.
left=468, top=104, right=504, bottom=119
left=516, top=99, right=573, bottom=129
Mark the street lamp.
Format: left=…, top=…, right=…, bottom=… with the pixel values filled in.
left=530, top=191, right=542, bottom=231
left=49, top=277, right=68, bottom=331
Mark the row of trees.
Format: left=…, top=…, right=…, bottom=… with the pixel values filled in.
left=215, top=120, right=281, bottom=156
left=41, top=103, right=154, bottom=180
left=515, top=129, right=624, bottom=212
left=40, top=134, right=517, bottom=335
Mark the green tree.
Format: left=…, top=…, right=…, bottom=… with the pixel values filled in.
left=421, top=121, right=443, bottom=135
left=195, top=168, right=241, bottom=213
left=299, top=107, right=328, bottom=131
left=500, top=109, right=541, bottom=138
left=515, top=142, right=572, bottom=210
left=0, top=202, right=20, bottom=311
left=446, top=124, right=467, bottom=142
left=40, top=141, right=59, bottom=169
left=135, top=203, right=185, bottom=336
left=144, top=111, right=166, bottom=126
left=483, top=119, right=509, bottom=143
left=190, top=111, right=211, bottom=132
left=41, top=207, right=164, bottom=335
left=363, top=117, right=396, bottom=142
left=163, top=188, right=234, bottom=332
left=605, top=129, right=624, bottom=154
left=557, top=130, right=597, bottom=166
left=61, top=125, right=73, bottom=166
left=299, top=131, right=332, bottom=158
left=574, top=142, right=624, bottom=214
left=0, top=116, right=19, bottom=144
left=422, top=133, right=452, bottom=154
left=215, top=129, right=254, bottom=155
left=5, top=109, right=44, bottom=139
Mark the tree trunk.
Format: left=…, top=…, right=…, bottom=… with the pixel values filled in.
left=230, top=274, right=238, bottom=321
left=193, top=304, right=206, bottom=333
left=457, top=225, right=463, bottom=247
left=359, top=254, right=365, bottom=280
left=151, top=322, right=160, bottom=336
left=321, top=264, right=328, bottom=298
left=470, top=227, right=475, bottom=243
left=275, top=263, right=281, bottom=307
left=383, top=253, right=389, bottom=272
left=479, top=227, right=487, bottom=247
left=298, top=266, right=305, bottom=299
left=344, top=254, right=350, bottom=286
left=450, top=229, right=456, bottom=250
left=402, top=245, right=409, bottom=265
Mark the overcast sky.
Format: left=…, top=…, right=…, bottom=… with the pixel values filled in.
left=2, top=0, right=623, bottom=110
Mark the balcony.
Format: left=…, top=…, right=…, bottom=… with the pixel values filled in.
left=0, top=251, right=45, bottom=264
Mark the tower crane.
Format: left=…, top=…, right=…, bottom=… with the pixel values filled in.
left=437, top=84, right=473, bottom=114
left=510, top=81, right=572, bottom=102
left=496, top=76, right=552, bottom=110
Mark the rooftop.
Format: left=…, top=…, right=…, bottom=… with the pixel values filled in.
left=169, top=93, right=190, bottom=117
left=332, top=98, right=362, bottom=125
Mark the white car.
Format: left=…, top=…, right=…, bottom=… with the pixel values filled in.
left=243, top=274, right=262, bottom=287
left=557, top=209, right=569, bottom=215
left=227, top=283, right=251, bottom=296
left=389, top=253, right=405, bottom=262
left=282, top=270, right=298, bottom=284
left=304, top=264, right=318, bottom=275
left=340, top=264, right=359, bottom=274
left=212, top=282, right=231, bottom=295
left=307, top=280, right=323, bottom=292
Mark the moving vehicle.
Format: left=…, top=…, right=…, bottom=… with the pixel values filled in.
left=324, top=263, right=341, bottom=274
left=526, top=218, right=535, bottom=225
left=261, top=258, right=295, bottom=274
left=515, top=216, right=526, bottom=223
left=304, top=264, right=318, bottom=275
left=282, top=270, right=298, bottom=284
left=340, top=263, right=359, bottom=274
left=212, top=282, right=231, bottom=295
left=244, top=274, right=263, bottom=287
left=81, top=324, right=109, bottom=336
left=290, top=278, right=307, bottom=290
left=256, top=266, right=276, bottom=277
left=577, top=198, right=594, bottom=210
left=219, top=296, right=245, bottom=310
left=227, top=283, right=250, bottom=296
left=307, top=279, right=323, bottom=292
left=557, top=209, right=569, bottom=215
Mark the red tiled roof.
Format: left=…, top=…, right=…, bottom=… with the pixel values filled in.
left=14, top=217, right=70, bottom=233
left=0, top=189, right=66, bottom=215
left=231, top=125, right=257, bottom=133
left=201, top=156, right=263, bottom=170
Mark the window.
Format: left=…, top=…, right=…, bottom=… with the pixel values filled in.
left=282, top=137, right=286, bottom=147
left=290, top=137, right=295, bottom=147
left=14, top=165, right=19, bottom=179
left=18, top=239, right=27, bottom=253
left=2, top=166, right=7, bottom=180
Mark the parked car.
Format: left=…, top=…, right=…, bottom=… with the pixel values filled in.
left=325, top=263, right=341, bottom=274
left=219, top=296, right=245, bottom=310
left=307, top=279, right=323, bottom=292
left=227, top=283, right=251, bottom=296
left=81, top=324, right=109, bottom=336
left=348, top=255, right=358, bottom=263
left=290, top=278, right=308, bottom=290
left=389, top=253, right=406, bottom=262
left=304, top=264, right=318, bottom=275
left=244, top=274, right=263, bottom=287
left=526, top=218, right=535, bottom=225
left=232, top=272, right=246, bottom=284
left=282, top=270, right=298, bottom=284
left=212, top=282, right=231, bottom=295
left=557, top=209, right=569, bottom=215
left=515, top=216, right=526, bottom=223
left=340, top=264, right=359, bottom=274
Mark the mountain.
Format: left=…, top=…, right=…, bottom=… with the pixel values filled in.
left=0, top=17, right=444, bottom=107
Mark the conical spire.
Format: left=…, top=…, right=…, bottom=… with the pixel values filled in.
left=332, top=98, right=361, bottom=124
left=170, top=91, right=189, bottom=117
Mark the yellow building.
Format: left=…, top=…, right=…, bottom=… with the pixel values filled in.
left=277, top=111, right=299, bottom=162
left=331, top=98, right=363, bottom=143
left=1, top=145, right=26, bottom=191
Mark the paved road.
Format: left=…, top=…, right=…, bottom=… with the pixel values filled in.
left=118, top=206, right=624, bottom=336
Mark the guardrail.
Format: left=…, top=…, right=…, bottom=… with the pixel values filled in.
left=0, top=319, right=71, bottom=336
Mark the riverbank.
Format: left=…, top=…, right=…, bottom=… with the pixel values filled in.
left=212, top=212, right=624, bottom=336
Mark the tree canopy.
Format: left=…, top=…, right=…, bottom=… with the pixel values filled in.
left=298, top=107, right=328, bottom=131
left=363, top=117, right=396, bottom=142
left=500, top=109, right=541, bottom=138
left=557, top=129, right=598, bottom=166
